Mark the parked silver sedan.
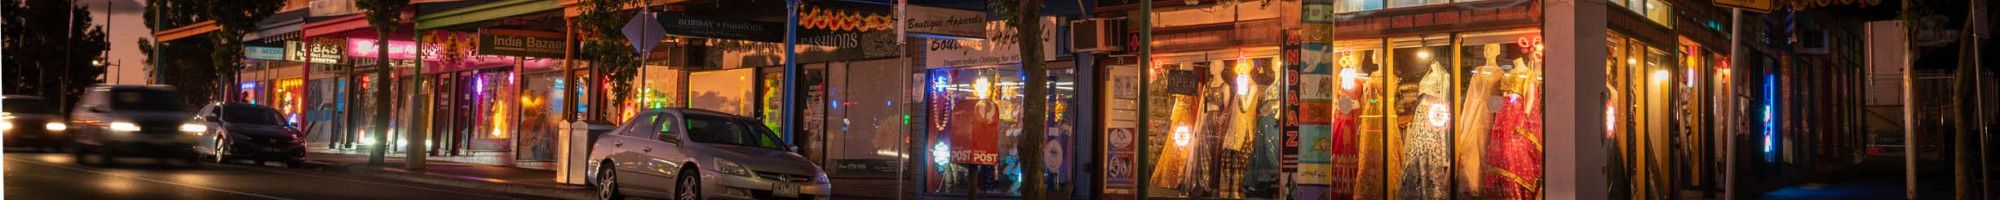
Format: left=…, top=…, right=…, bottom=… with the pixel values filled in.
left=586, top=109, right=829, bottom=200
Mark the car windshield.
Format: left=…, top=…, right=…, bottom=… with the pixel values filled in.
left=109, top=89, right=182, bottom=112
left=684, top=114, right=783, bottom=150
left=222, top=104, right=285, bottom=125
left=3, top=98, right=57, bottom=114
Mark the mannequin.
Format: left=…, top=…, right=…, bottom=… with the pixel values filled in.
left=1397, top=61, right=1453, bottom=199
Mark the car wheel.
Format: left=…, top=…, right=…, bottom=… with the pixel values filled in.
left=211, top=137, right=231, bottom=164
left=596, top=163, right=623, bottom=200
left=97, top=145, right=119, bottom=166
left=70, top=145, right=92, bottom=166
left=676, top=167, right=701, bottom=200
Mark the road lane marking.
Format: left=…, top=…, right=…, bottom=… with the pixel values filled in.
left=211, top=163, right=526, bottom=200
left=4, top=157, right=296, bottom=200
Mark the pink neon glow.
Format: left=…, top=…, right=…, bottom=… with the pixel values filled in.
left=346, top=38, right=435, bottom=60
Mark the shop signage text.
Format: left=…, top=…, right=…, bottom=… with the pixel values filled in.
left=902, top=5, right=985, bottom=38
left=479, top=29, right=566, bottom=58
left=923, top=17, right=1061, bottom=67
left=1331, top=0, right=1539, bottom=39
left=245, top=46, right=286, bottom=60
left=288, top=40, right=343, bottom=64
left=346, top=38, right=436, bottom=60
left=657, top=13, right=783, bottom=42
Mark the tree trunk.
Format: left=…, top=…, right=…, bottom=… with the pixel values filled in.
left=1014, top=0, right=1048, bottom=199
left=368, top=29, right=391, bottom=166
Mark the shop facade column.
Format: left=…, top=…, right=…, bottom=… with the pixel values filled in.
left=1543, top=0, right=1610, bottom=198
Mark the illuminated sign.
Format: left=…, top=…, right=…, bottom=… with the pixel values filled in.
left=346, top=38, right=436, bottom=60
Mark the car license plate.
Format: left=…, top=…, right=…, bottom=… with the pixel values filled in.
left=772, top=182, right=800, bottom=198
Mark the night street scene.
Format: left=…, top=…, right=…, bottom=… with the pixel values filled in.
left=1, top=0, right=1994, bottom=199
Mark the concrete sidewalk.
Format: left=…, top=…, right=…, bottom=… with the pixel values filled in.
left=303, top=152, right=593, bottom=200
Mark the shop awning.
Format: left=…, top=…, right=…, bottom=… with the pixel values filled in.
left=416, top=0, right=562, bottom=30
left=302, top=15, right=371, bottom=38
left=243, top=9, right=310, bottom=43
left=154, top=20, right=219, bottom=42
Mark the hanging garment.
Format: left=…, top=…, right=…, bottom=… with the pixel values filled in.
left=1397, top=62, right=1453, bottom=200
left=1353, top=71, right=1390, bottom=200
left=1454, top=63, right=1505, bottom=193
left=1327, top=66, right=1370, bottom=199
left=1484, top=59, right=1544, bottom=199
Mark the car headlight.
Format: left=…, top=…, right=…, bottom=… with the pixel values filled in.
left=714, top=159, right=753, bottom=177
left=1, top=121, right=13, bottom=131
left=109, top=122, right=141, bottom=132
left=44, top=122, right=65, bottom=131
left=180, top=123, right=206, bottom=134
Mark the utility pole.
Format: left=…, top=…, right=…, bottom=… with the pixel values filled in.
left=1135, top=0, right=1151, bottom=199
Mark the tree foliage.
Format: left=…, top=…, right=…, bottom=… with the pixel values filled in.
left=989, top=0, right=1050, bottom=199
left=135, top=0, right=280, bottom=103
left=576, top=0, right=641, bottom=120
left=3, top=0, right=111, bottom=110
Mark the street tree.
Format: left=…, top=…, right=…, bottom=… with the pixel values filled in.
left=356, top=0, right=409, bottom=166
left=198, top=0, right=284, bottom=101
left=138, top=0, right=220, bottom=105
left=3, top=0, right=111, bottom=111
left=989, top=0, right=1049, bottom=199
left=575, top=0, right=639, bottom=122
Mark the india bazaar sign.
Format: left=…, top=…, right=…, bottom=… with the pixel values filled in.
left=478, top=29, right=566, bottom=58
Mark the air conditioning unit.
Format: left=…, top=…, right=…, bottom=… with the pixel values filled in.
left=1071, top=18, right=1126, bottom=53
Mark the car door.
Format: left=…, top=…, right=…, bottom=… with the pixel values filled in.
left=642, top=111, right=693, bottom=195
left=607, top=113, right=672, bottom=194
left=68, top=90, right=106, bottom=145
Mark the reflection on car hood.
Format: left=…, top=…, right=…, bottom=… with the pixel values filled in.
left=223, top=123, right=293, bottom=137
left=105, top=112, right=193, bottom=122
left=699, top=144, right=820, bottom=176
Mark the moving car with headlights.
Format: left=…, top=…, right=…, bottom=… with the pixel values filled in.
left=587, top=109, right=829, bottom=200
left=67, top=85, right=203, bottom=166
left=4, top=95, right=68, bottom=151
left=193, top=102, right=305, bottom=167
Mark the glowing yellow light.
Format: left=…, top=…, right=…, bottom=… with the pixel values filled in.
left=1338, top=68, right=1362, bottom=90
left=1416, top=51, right=1432, bottom=59
left=1426, top=103, right=1450, bottom=127
left=1652, top=69, right=1671, bottom=83
left=1172, top=126, right=1192, bottom=147
left=973, top=77, right=993, bottom=99
left=1627, top=58, right=1639, bottom=66
left=1606, top=104, right=1618, bottom=137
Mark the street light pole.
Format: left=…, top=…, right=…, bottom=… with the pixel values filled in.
left=1135, top=0, right=1151, bottom=199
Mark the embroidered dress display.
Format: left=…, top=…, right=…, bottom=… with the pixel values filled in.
left=1453, top=62, right=1505, bottom=193
left=1396, top=62, right=1452, bottom=200
left=1484, top=59, right=1544, bottom=199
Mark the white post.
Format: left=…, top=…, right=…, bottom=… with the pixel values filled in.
left=1543, top=0, right=1610, bottom=198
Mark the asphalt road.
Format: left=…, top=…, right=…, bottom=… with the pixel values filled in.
left=3, top=151, right=560, bottom=200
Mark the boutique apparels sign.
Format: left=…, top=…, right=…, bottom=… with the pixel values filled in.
left=922, top=17, right=1060, bottom=68
left=478, top=29, right=565, bottom=58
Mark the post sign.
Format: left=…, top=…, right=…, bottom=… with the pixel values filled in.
left=479, top=29, right=566, bottom=58
left=657, top=13, right=783, bottom=42
left=245, top=46, right=286, bottom=60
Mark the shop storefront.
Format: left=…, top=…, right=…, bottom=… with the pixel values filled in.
left=917, top=14, right=1080, bottom=197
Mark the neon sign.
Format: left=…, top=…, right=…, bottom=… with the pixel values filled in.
left=346, top=38, right=436, bottom=60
